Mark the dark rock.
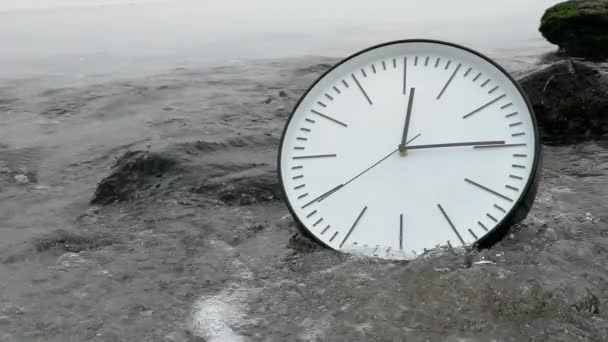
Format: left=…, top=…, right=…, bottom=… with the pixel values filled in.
left=34, top=230, right=115, bottom=253
left=278, top=90, right=288, bottom=98
left=193, top=172, right=281, bottom=206
left=287, top=232, right=321, bottom=253
left=91, top=151, right=177, bottom=205
left=518, top=60, right=608, bottom=142
left=263, top=97, right=272, bottom=104
left=540, top=0, right=608, bottom=60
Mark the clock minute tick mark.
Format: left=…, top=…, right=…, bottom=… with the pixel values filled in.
left=501, top=103, right=513, bottom=109
left=292, top=175, right=303, bottom=180
left=296, top=137, right=307, bottom=141
left=372, top=64, right=377, bottom=73
left=512, top=132, right=525, bottom=137
left=298, top=193, right=308, bottom=199
left=468, top=229, right=478, bottom=239
left=393, top=58, right=397, bottom=68
left=414, top=56, right=418, bottom=66
left=510, top=174, right=523, bottom=180
left=445, top=60, right=452, bottom=70
left=294, top=147, right=305, bottom=150
left=464, top=67, right=472, bottom=77
left=305, top=118, right=315, bottom=123
left=306, top=210, right=317, bottom=218
left=317, top=101, right=327, bottom=108
left=435, top=58, right=441, bottom=68
left=464, top=178, right=514, bottom=202
left=486, top=213, right=498, bottom=222
left=330, top=232, right=339, bottom=242
left=310, top=109, right=348, bottom=127
left=333, top=86, right=341, bottom=94
left=473, top=73, right=482, bottom=82
left=340, top=206, right=368, bottom=248
left=506, top=185, right=519, bottom=192
left=399, top=213, right=404, bottom=250
left=300, top=128, right=311, bottom=132
left=361, top=68, right=367, bottom=78
left=293, top=184, right=305, bottom=190
left=321, top=225, right=330, bottom=234
left=478, top=221, right=489, bottom=231
left=342, top=80, right=349, bottom=88
left=488, top=86, right=499, bottom=94
left=513, top=154, right=527, bottom=158
left=437, top=204, right=465, bottom=245
left=462, top=94, right=507, bottom=119
left=481, top=79, right=490, bottom=88
left=313, top=218, right=323, bottom=227
left=292, top=166, right=303, bottom=170
left=382, top=61, right=387, bottom=70
left=506, top=112, right=518, bottom=118
left=437, top=63, right=461, bottom=100
left=292, top=154, right=337, bottom=160
left=512, top=164, right=525, bottom=169
left=325, top=93, right=334, bottom=101
left=351, top=74, right=373, bottom=105
left=425, top=56, right=429, bottom=66
left=494, top=204, right=506, bottom=213
left=509, top=122, right=522, bottom=127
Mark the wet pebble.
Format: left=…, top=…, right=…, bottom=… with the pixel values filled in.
left=13, top=174, right=29, bottom=184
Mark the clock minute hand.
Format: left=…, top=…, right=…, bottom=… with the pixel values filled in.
left=398, top=87, right=416, bottom=153
left=406, top=140, right=505, bottom=150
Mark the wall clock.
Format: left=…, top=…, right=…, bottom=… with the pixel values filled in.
left=278, top=39, right=540, bottom=260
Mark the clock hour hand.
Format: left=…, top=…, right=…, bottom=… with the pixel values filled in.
left=398, top=88, right=416, bottom=154
left=406, top=140, right=505, bottom=150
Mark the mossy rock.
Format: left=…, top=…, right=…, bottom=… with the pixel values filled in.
left=540, top=0, right=608, bottom=60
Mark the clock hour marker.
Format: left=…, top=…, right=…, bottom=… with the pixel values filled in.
left=399, top=213, right=404, bottom=250
left=292, top=154, right=337, bottom=160
left=486, top=213, right=498, bottom=222
left=342, top=79, right=349, bottom=88
left=292, top=166, right=303, bottom=170
left=506, top=112, right=518, bottom=118
left=293, top=175, right=303, bottom=180
left=509, top=174, right=523, bottom=180
left=294, top=184, right=305, bottom=189
left=478, top=221, right=489, bottom=231
left=464, top=67, right=472, bottom=77
left=445, top=60, right=452, bottom=70
left=501, top=102, right=513, bottom=109
left=310, top=109, right=348, bottom=127
left=403, top=57, right=407, bottom=95
left=298, top=193, right=309, bottom=199
left=313, top=218, right=323, bottom=227
left=333, top=86, right=341, bottom=94
left=462, top=94, right=507, bottom=119
left=372, top=64, right=377, bottom=73
left=330, top=231, right=339, bottom=242
left=473, top=73, right=482, bottom=82
left=468, top=229, right=478, bottom=239
left=494, top=204, right=506, bottom=213
left=473, top=143, right=526, bottom=149
left=317, top=101, right=327, bottom=107
left=437, top=63, right=461, bottom=99
left=351, top=74, right=373, bottom=105
left=437, top=204, right=465, bottom=245
left=306, top=210, right=317, bottom=218
left=382, top=60, right=387, bottom=70
left=305, top=118, right=315, bottom=124
left=321, top=225, right=330, bottom=234
left=512, top=132, right=525, bottom=137
left=425, top=56, right=429, bottom=66
left=340, top=206, right=367, bottom=248
left=481, top=79, right=490, bottom=88
left=488, top=86, right=499, bottom=94
left=361, top=68, right=367, bottom=78
left=325, top=93, right=334, bottom=101
left=435, top=58, right=441, bottom=68
left=465, top=178, right=514, bottom=202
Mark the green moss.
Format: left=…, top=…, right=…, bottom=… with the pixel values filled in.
left=541, top=2, right=581, bottom=25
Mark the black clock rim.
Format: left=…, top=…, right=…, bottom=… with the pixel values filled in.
left=277, top=38, right=541, bottom=254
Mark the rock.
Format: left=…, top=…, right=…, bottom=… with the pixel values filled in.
left=518, top=60, right=608, bottom=142
left=278, top=90, right=288, bottom=98
left=34, top=229, right=115, bottom=253
left=539, top=0, right=608, bottom=60
left=13, top=174, right=29, bottom=184
left=91, top=150, right=177, bottom=205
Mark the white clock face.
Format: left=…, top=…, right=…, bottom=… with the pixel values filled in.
left=279, top=40, right=539, bottom=260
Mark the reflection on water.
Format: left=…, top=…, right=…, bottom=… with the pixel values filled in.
left=0, top=0, right=561, bottom=77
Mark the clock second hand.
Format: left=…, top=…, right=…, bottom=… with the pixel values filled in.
left=301, top=133, right=422, bottom=209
